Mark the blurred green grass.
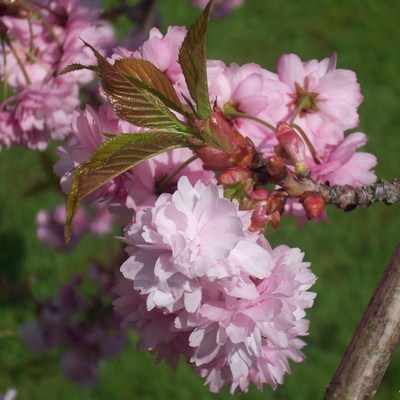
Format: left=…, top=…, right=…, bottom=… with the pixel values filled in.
left=1, top=0, right=400, bottom=398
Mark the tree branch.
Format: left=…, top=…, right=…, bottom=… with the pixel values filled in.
left=320, top=179, right=400, bottom=210
left=325, top=244, right=400, bottom=400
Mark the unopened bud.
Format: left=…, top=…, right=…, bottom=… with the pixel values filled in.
left=218, top=167, right=252, bottom=186
left=269, top=210, right=281, bottom=229
left=249, top=204, right=268, bottom=232
left=266, top=155, right=287, bottom=182
left=250, top=188, right=269, bottom=201
left=266, top=191, right=286, bottom=215
left=302, top=191, right=326, bottom=220
left=276, top=122, right=308, bottom=175
left=195, top=146, right=234, bottom=171
left=202, top=108, right=255, bottom=169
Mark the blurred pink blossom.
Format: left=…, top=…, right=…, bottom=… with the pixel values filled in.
left=0, top=0, right=114, bottom=150
left=0, top=81, right=79, bottom=150
left=36, top=203, right=113, bottom=250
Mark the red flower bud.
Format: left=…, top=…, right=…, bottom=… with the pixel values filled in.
left=270, top=210, right=281, bottom=229
left=250, top=188, right=269, bottom=201
left=302, top=191, right=326, bottom=220
left=196, top=108, right=255, bottom=171
left=276, top=122, right=308, bottom=175
left=266, top=155, right=287, bottom=182
left=266, top=191, right=286, bottom=215
left=195, top=146, right=234, bottom=170
left=218, top=167, right=252, bottom=186
left=249, top=204, right=268, bottom=232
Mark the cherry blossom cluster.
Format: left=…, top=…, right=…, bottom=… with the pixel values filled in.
left=115, top=177, right=316, bottom=393
left=52, top=22, right=378, bottom=392
left=0, top=0, right=380, bottom=393
left=0, top=0, right=114, bottom=150
left=21, top=263, right=127, bottom=386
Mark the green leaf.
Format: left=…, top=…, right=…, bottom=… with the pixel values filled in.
left=178, top=0, right=213, bottom=119
left=65, top=131, right=188, bottom=242
left=84, top=42, right=189, bottom=133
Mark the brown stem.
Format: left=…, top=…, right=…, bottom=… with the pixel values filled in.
left=4, top=36, right=31, bottom=85
left=325, top=245, right=400, bottom=400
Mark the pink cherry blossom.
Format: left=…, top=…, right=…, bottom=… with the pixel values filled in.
left=185, top=243, right=316, bottom=393
left=116, top=177, right=316, bottom=393
left=120, top=177, right=269, bottom=313
left=1, top=1, right=113, bottom=88
left=52, top=0, right=115, bottom=85
left=133, top=26, right=187, bottom=83
left=0, top=16, right=58, bottom=87
left=0, top=0, right=114, bottom=150
left=114, top=278, right=192, bottom=367
left=312, top=132, right=377, bottom=186
left=0, top=81, right=79, bottom=150
left=277, top=53, right=363, bottom=131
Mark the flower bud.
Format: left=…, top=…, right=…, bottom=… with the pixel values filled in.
left=218, top=167, right=252, bottom=186
left=269, top=210, right=281, bottom=229
left=198, top=108, right=255, bottom=170
left=250, top=188, right=269, bottom=201
left=266, top=191, right=286, bottom=215
left=276, top=122, right=308, bottom=175
left=195, top=146, right=234, bottom=170
left=266, top=155, right=287, bottom=182
left=302, top=191, right=326, bottom=220
left=249, top=204, right=268, bottom=232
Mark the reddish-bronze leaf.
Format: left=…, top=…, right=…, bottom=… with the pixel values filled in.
left=65, top=131, right=188, bottom=242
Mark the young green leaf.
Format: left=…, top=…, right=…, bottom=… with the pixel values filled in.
left=65, top=131, right=188, bottom=242
left=82, top=42, right=189, bottom=133
left=178, top=0, right=213, bottom=119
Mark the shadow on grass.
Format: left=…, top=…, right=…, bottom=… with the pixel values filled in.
left=0, top=230, right=29, bottom=304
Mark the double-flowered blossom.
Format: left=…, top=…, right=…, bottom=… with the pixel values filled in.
left=0, top=82, right=79, bottom=150
left=0, top=0, right=114, bottom=150
left=115, top=177, right=316, bottom=392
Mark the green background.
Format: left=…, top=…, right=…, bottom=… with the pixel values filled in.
left=1, top=0, right=400, bottom=398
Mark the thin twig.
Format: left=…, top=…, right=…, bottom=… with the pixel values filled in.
left=226, top=110, right=276, bottom=131
left=4, top=37, right=31, bottom=85
left=325, top=244, right=400, bottom=399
